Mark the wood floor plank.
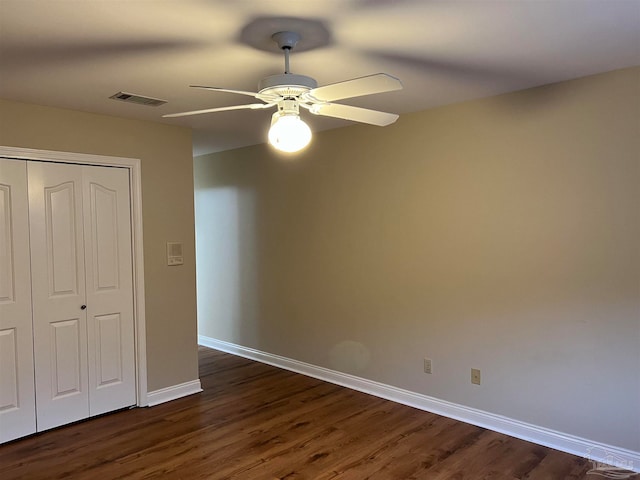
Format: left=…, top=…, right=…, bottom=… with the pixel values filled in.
left=0, top=346, right=634, bottom=479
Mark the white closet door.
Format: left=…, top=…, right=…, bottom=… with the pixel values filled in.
left=0, top=159, right=36, bottom=442
left=29, top=162, right=89, bottom=431
left=28, top=162, right=136, bottom=432
left=82, top=165, right=136, bottom=416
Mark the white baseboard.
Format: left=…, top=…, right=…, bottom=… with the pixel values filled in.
left=147, top=379, right=203, bottom=407
left=199, top=334, right=639, bottom=473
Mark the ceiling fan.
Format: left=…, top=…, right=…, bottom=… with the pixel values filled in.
left=163, top=31, right=403, bottom=153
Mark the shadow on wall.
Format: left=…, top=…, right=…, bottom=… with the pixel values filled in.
left=194, top=181, right=258, bottom=346
left=194, top=144, right=385, bottom=375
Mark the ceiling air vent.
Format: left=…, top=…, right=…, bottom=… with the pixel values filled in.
left=109, top=92, right=167, bottom=107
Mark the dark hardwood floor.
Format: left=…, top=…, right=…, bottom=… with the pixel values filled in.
left=0, top=347, right=632, bottom=479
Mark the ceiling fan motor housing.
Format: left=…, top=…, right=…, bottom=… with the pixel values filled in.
left=259, top=74, right=318, bottom=99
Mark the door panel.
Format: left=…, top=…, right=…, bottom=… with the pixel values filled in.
left=0, top=184, right=15, bottom=303
left=29, top=161, right=89, bottom=431
left=0, top=159, right=36, bottom=443
left=50, top=318, right=83, bottom=397
left=0, top=329, right=19, bottom=410
left=46, top=182, right=80, bottom=296
left=83, top=166, right=135, bottom=415
left=90, top=183, right=119, bottom=291
left=95, top=313, right=123, bottom=387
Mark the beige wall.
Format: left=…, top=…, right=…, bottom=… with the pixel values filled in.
left=0, top=99, right=198, bottom=392
left=195, top=67, right=640, bottom=451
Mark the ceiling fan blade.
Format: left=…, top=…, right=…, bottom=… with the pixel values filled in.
left=304, top=73, right=402, bottom=103
left=308, top=103, right=399, bottom=126
left=354, top=0, right=416, bottom=7
left=163, top=103, right=274, bottom=118
left=190, top=85, right=261, bottom=98
left=0, top=39, right=204, bottom=69
left=191, top=85, right=281, bottom=103
left=365, top=51, right=542, bottom=85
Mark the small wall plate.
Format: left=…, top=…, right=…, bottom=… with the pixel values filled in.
left=167, top=242, right=184, bottom=266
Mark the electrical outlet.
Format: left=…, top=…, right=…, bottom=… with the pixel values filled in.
left=471, top=368, right=481, bottom=385
left=423, top=358, right=432, bottom=374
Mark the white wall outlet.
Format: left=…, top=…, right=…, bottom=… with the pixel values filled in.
left=471, top=368, right=481, bottom=385
left=423, top=357, right=432, bottom=374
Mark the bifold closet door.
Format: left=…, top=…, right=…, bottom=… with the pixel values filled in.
left=82, top=165, right=136, bottom=417
left=28, top=162, right=136, bottom=431
left=0, top=159, right=36, bottom=443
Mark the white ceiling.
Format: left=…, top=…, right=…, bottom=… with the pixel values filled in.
left=1, top=0, right=638, bottom=155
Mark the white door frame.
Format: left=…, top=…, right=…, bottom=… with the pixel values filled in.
left=0, top=146, right=148, bottom=406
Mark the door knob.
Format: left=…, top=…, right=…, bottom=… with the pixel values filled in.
left=81, top=305, right=87, bottom=310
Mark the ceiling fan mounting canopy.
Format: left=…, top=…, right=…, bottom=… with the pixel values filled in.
left=272, top=31, right=301, bottom=50
left=239, top=17, right=331, bottom=54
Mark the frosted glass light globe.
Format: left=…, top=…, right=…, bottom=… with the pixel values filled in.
left=268, top=114, right=312, bottom=153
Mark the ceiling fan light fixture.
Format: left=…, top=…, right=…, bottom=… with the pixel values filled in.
left=163, top=29, right=403, bottom=150
left=268, top=111, right=312, bottom=153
